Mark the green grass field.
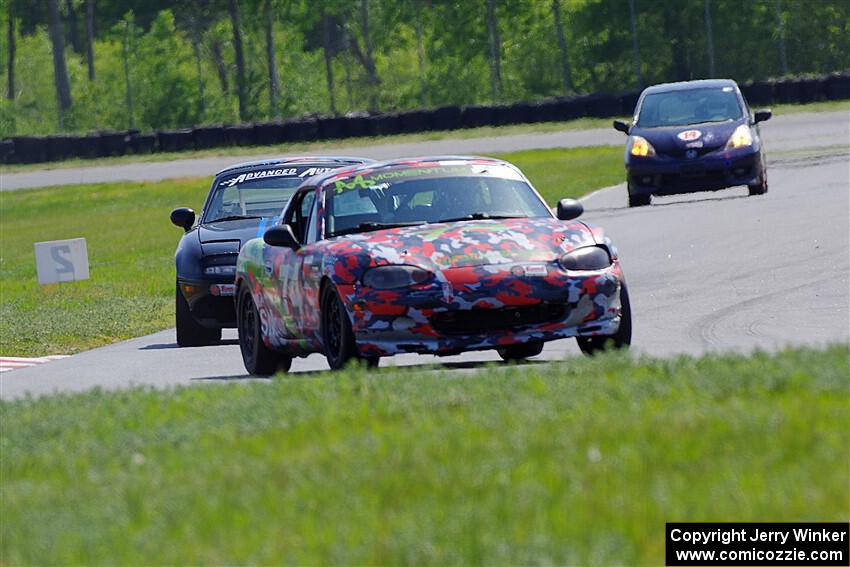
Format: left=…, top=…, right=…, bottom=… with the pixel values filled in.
left=1, top=345, right=847, bottom=564
left=1, top=99, right=845, bottom=174
left=0, top=145, right=623, bottom=356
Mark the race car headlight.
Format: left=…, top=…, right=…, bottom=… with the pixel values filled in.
left=560, top=246, right=612, bottom=271
left=362, top=265, right=433, bottom=289
left=725, top=124, right=753, bottom=149
left=204, top=265, right=237, bottom=276
left=629, top=135, right=657, bottom=157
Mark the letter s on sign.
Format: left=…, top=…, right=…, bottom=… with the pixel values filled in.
left=51, top=245, right=74, bottom=276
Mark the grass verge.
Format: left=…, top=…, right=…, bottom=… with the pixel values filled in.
left=1, top=99, right=845, bottom=174
left=0, top=145, right=623, bottom=356
left=1, top=345, right=847, bottom=564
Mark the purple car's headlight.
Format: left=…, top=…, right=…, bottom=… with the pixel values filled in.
left=559, top=246, right=612, bottom=271
left=362, top=265, right=433, bottom=289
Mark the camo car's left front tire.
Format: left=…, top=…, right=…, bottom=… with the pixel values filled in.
left=237, top=285, right=291, bottom=376
left=321, top=284, right=379, bottom=370
left=576, top=281, right=633, bottom=356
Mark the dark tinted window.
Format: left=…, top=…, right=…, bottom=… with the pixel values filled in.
left=637, top=87, right=743, bottom=128
left=204, top=177, right=302, bottom=222
left=322, top=164, right=551, bottom=238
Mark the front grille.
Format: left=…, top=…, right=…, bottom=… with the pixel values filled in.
left=430, top=303, right=565, bottom=335
left=658, top=169, right=726, bottom=189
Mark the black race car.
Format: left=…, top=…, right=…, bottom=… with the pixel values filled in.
left=613, top=79, right=772, bottom=207
left=170, top=156, right=371, bottom=346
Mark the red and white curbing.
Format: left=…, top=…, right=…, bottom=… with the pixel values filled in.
left=0, top=355, right=69, bottom=373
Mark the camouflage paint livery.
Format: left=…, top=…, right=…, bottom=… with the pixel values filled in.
left=236, top=216, right=625, bottom=358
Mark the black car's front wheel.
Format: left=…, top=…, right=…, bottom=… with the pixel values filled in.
left=175, top=284, right=221, bottom=347
left=237, top=285, right=291, bottom=376
left=321, top=284, right=377, bottom=370
left=576, top=281, right=633, bottom=356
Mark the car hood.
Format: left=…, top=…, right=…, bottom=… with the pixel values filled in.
left=631, top=118, right=744, bottom=156
left=323, top=217, right=598, bottom=272
left=197, top=218, right=272, bottom=254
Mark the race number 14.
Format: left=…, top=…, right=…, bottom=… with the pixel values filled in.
left=34, top=238, right=90, bottom=285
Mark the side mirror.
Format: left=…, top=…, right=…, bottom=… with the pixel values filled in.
left=263, top=224, right=299, bottom=249
left=613, top=119, right=630, bottom=134
left=556, top=198, right=584, bottom=221
left=753, top=109, right=772, bottom=124
left=170, top=207, right=195, bottom=232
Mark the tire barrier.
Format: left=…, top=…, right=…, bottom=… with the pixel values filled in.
left=431, top=105, right=462, bottom=130
left=129, top=132, right=156, bottom=155
left=398, top=109, right=430, bottom=133
left=3, top=72, right=848, bottom=165
left=100, top=131, right=127, bottom=157
left=10, top=136, right=48, bottom=164
left=224, top=124, right=257, bottom=147
left=192, top=125, right=226, bottom=150
left=157, top=129, right=194, bottom=153
left=281, top=117, right=318, bottom=142
left=46, top=134, right=77, bottom=162
left=0, top=139, right=13, bottom=163
left=252, top=121, right=283, bottom=146
left=316, top=116, right=349, bottom=140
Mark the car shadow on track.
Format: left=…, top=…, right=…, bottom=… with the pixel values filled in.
left=191, top=358, right=550, bottom=382
left=140, top=339, right=239, bottom=350
left=585, top=193, right=749, bottom=218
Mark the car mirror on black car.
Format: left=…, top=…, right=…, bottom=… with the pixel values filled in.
left=613, top=119, right=630, bottom=134
left=170, top=207, right=195, bottom=232
left=556, top=198, right=584, bottom=221
left=753, top=109, right=772, bottom=124
left=263, top=225, right=300, bottom=249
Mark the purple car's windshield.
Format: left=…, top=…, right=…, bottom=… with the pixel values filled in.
left=637, top=87, right=743, bottom=128
left=323, top=163, right=551, bottom=238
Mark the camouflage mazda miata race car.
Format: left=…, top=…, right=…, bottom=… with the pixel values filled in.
left=235, top=157, right=631, bottom=374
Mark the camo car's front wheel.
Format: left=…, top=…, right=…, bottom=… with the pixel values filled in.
left=576, top=281, right=633, bottom=356
left=237, top=285, right=291, bottom=376
left=321, top=284, right=378, bottom=370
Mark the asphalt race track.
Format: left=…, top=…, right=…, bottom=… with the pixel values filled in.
left=0, top=111, right=842, bottom=190
left=1, top=111, right=847, bottom=399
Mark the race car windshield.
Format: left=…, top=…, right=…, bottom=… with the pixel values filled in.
left=204, top=176, right=303, bottom=223
left=636, top=87, right=743, bottom=128
left=324, top=164, right=551, bottom=238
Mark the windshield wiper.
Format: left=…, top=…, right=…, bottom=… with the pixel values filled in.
left=209, top=215, right=264, bottom=223
left=330, top=221, right=426, bottom=238
left=436, top=213, right=527, bottom=223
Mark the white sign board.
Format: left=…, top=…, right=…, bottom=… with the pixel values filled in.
left=34, top=238, right=89, bottom=285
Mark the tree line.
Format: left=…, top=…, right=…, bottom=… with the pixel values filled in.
left=1, top=0, right=848, bottom=138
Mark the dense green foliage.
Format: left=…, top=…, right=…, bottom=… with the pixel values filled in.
left=0, top=0, right=848, bottom=136
left=2, top=345, right=847, bottom=563
left=0, top=144, right=622, bottom=356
